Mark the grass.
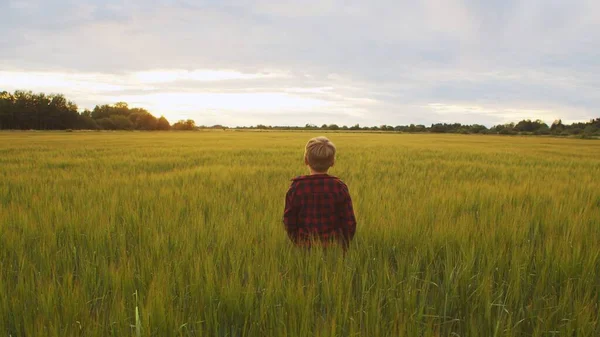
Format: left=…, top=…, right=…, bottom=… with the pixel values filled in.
left=1, top=131, right=599, bottom=337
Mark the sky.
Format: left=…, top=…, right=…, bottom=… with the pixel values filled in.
left=0, top=0, right=599, bottom=127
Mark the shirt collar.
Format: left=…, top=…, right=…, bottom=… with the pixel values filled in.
left=292, top=174, right=337, bottom=181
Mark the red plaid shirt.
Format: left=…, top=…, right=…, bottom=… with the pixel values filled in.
left=283, top=174, right=356, bottom=248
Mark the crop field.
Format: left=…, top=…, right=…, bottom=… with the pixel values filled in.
left=1, top=131, right=599, bottom=337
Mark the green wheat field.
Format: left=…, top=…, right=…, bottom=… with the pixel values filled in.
left=1, top=131, right=599, bottom=337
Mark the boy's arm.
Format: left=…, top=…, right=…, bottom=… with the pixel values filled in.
left=283, top=183, right=299, bottom=243
left=339, top=184, right=357, bottom=244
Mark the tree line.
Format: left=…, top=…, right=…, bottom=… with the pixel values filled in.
left=1, top=90, right=599, bottom=136
left=158, top=120, right=600, bottom=137
left=0, top=90, right=197, bottom=131
left=237, top=120, right=600, bottom=137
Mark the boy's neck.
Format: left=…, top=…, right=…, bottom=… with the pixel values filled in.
left=309, top=169, right=329, bottom=175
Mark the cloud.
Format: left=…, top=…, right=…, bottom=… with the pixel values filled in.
left=132, top=70, right=285, bottom=84
left=8, top=0, right=39, bottom=10
left=0, top=0, right=599, bottom=126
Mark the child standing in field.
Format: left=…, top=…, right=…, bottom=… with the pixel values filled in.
left=283, top=136, right=357, bottom=251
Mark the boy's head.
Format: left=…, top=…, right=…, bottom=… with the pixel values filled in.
left=304, top=136, right=336, bottom=173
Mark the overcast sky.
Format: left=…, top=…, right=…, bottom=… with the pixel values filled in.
left=1, top=0, right=599, bottom=126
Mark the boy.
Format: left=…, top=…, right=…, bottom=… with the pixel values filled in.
left=283, top=136, right=357, bottom=250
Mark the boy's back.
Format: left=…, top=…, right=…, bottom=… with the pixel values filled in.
left=283, top=137, right=356, bottom=249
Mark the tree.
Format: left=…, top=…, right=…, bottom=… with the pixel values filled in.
left=550, top=119, right=564, bottom=133
left=113, top=102, right=130, bottom=116
left=156, top=116, right=171, bottom=130
left=430, top=123, right=447, bottom=133
left=584, top=124, right=598, bottom=135
left=499, top=128, right=517, bottom=135
left=414, top=124, right=426, bottom=132
left=92, top=105, right=112, bottom=119
left=533, top=123, right=550, bottom=135
left=568, top=128, right=583, bottom=135
left=87, top=102, right=165, bottom=130
left=109, top=115, right=133, bottom=130
left=48, top=94, right=79, bottom=129
left=470, top=124, right=488, bottom=134
left=172, top=119, right=196, bottom=130
left=0, top=91, right=15, bottom=129
left=490, top=123, right=515, bottom=134
left=134, top=113, right=158, bottom=130
left=0, top=91, right=80, bottom=130
left=81, top=109, right=92, bottom=118
left=96, top=118, right=116, bottom=130
left=77, top=115, right=98, bottom=130
left=514, top=119, right=548, bottom=133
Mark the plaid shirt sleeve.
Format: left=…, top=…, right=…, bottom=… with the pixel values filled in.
left=338, top=183, right=357, bottom=244
left=283, top=182, right=299, bottom=242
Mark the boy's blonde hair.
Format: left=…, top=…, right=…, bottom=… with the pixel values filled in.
left=305, top=136, right=336, bottom=172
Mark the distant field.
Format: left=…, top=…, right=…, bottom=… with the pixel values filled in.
left=1, top=132, right=599, bottom=337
